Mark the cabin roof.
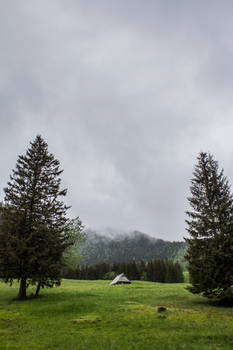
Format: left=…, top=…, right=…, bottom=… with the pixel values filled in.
left=110, top=273, right=131, bottom=285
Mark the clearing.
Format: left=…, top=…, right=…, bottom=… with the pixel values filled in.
left=0, top=280, right=232, bottom=349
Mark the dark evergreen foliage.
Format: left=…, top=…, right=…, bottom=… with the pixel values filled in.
left=0, top=135, right=71, bottom=299
left=185, top=152, right=233, bottom=301
left=62, top=259, right=184, bottom=283
left=79, top=230, right=186, bottom=268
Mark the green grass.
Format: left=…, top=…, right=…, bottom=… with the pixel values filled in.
left=183, top=271, right=189, bottom=283
left=0, top=280, right=232, bottom=350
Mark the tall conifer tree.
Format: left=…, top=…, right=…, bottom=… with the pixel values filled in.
left=0, top=135, right=71, bottom=300
left=185, top=152, right=233, bottom=301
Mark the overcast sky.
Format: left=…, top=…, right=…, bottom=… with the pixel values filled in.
left=1, top=1, right=233, bottom=240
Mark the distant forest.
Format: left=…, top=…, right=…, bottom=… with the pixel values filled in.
left=62, top=259, right=184, bottom=283
left=79, top=230, right=187, bottom=269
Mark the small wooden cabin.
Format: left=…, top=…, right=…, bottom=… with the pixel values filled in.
left=110, top=273, right=131, bottom=285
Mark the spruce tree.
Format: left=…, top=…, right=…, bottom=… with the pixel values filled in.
left=185, top=152, right=233, bottom=301
left=0, top=135, right=71, bottom=300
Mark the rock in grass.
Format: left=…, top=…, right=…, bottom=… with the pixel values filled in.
left=157, top=306, right=167, bottom=313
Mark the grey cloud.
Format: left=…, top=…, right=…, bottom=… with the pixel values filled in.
left=1, top=1, right=233, bottom=240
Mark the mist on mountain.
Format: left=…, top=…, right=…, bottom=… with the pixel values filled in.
left=79, top=229, right=186, bottom=268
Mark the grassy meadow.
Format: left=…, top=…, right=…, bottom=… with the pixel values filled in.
left=0, top=279, right=232, bottom=350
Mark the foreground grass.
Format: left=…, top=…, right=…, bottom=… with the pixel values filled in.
left=0, top=280, right=232, bottom=350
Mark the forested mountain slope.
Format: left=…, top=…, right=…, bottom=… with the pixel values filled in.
left=79, top=230, right=186, bottom=267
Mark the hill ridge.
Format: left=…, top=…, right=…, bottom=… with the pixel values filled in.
left=79, top=229, right=186, bottom=268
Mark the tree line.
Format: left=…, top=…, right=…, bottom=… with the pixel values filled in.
left=79, top=230, right=187, bottom=268
left=62, top=259, right=184, bottom=283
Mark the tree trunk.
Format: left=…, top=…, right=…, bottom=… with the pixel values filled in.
left=35, top=282, right=41, bottom=297
left=18, top=277, right=27, bottom=300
